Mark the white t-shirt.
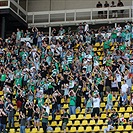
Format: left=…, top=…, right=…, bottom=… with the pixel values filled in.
left=42, top=106, right=50, bottom=115
left=121, top=83, right=128, bottom=93
left=93, top=97, right=100, bottom=108
left=116, top=73, right=122, bottom=82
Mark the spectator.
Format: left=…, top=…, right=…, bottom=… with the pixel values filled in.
left=69, top=90, right=76, bottom=115
left=106, top=89, right=113, bottom=115
left=62, top=109, right=69, bottom=133
left=104, top=1, right=109, bottom=18
left=33, top=107, right=40, bottom=130
left=92, top=93, right=101, bottom=120
left=118, top=92, right=127, bottom=107
left=96, top=1, right=103, bottom=18
left=110, top=1, right=118, bottom=18
left=117, top=0, right=124, bottom=16
left=0, top=109, right=7, bottom=133
left=111, top=109, right=120, bottom=125
left=121, top=80, right=128, bottom=94
left=59, top=27, right=65, bottom=36
left=19, top=111, right=26, bottom=133
left=104, top=117, right=114, bottom=133
left=128, top=113, right=133, bottom=124
left=42, top=108, right=48, bottom=133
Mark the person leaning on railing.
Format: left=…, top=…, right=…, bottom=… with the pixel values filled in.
left=117, top=0, right=124, bottom=17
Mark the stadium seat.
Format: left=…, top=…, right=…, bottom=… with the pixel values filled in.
left=70, top=115, right=76, bottom=120
left=124, top=113, right=129, bottom=119
left=94, top=126, right=100, bottom=132
left=85, top=126, right=92, bottom=132
left=81, top=109, right=85, bottom=114
left=51, top=121, right=57, bottom=127
left=78, top=126, right=84, bottom=132
left=58, top=121, right=62, bottom=126
left=126, top=107, right=132, bottom=112
left=67, top=121, right=72, bottom=126
left=73, top=120, right=80, bottom=126
left=77, top=114, right=84, bottom=120
left=55, top=115, right=61, bottom=121
left=89, top=120, right=95, bottom=125
left=85, top=114, right=91, bottom=119
left=125, top=125, right=132, bottom=131
left=9, top=129, right=15, bottom=133
left=69, top=127, right=76, bottom=133
left=97, top=120, right=103, bottom=125
left=81, top=120, right=88, bottom=126
left=53, top=127, right=61, bottom=133
left=119, top=107, right=125, bottom=112
left=101, top=114, right=106, bottom=119
left=117, top=126, right=124, bottom=131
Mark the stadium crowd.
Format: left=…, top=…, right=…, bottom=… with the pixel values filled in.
left=0, top=21, right=133, bottom=133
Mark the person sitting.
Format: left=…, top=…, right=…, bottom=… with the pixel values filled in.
left=104, top=117, right=114, bottom=133
left=118, top=92, right=127, bottom=107
left=111, top=109, right=120, bottom=125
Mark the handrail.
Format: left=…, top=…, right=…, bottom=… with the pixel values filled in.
left=28, top=6, right=132, bottom=27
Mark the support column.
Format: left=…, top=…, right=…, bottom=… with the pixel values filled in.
left=115, top=23, right=117, bottom=28
left=1, top=17, right=5, bottom=39
left=49, top=27, right=51, bottom=44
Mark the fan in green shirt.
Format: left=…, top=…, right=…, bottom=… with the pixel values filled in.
left=1, top=74, right=6, bottom=82
left=104, top=40, right=110, bottom=50
left=119, top=43, right=126, bottom=51
left=42, top=108, right=48, bottom=124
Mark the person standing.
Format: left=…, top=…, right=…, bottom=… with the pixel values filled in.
left=19, top=111, right=26, bottom=133
left=69, top=90, right=76, bottom=115
left=62, top=109, right=69, bottom=133
left=106, top=90, right=113, bottom=116
left=42, top=108, right=48, bottom=133
left=96, top=1, right=103, bottom=18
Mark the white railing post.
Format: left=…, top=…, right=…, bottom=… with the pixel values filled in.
left=48, top=12, right=50, bottom=23
left=129, top=6, right=131, bottom=18
left=49, top=26, right=51, bottom=44
left=107, top=7, right=109, bottom=19
left=8, top=0, right=10, bottom=7
left=74, top=11, right=76, bottom=21
left=91, top=9, right=92, bottom=20
left=64, top=11, right=66, bottom=22
left=32, top=14, right=34, bottom=24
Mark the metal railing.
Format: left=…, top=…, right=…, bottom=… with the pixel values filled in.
left=0, top=0, right=27, bottom=22
left=28, top=6, right=133, bottom=27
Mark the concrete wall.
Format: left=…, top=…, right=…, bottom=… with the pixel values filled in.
left=28, top=0, right=132, bottom=12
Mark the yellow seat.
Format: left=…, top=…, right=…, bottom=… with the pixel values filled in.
left=101, top=126, right=107, bottom=131
left=124, top=113, right=129, bottom=119
left=73, top=120, right=80, bottom=126
left=70, top=115, right=76, bottom=120
left=119, top=107, right=125, bottom=112
left=101, top=114, right=106, bottom=119
left=55, top=115, right=61, bottom=121
left=9, top=129, right=15, bottom=133
left=117, top=126, right=124, bottom=131
left=67, top=121, right=72, bottom=126
left=95, top=43, right=100, bottom=47
left=0, top=91, right=3, bottom=95
left=51, top=121, right=57, bottom=127
left=54, top=127, right=61, bottom=133
left=48, top=116, right=52, bottom=121
left=125, top=125, right=132, bottom=131
left=126, top=107, right=132, bottom=112
left=31, top=128, right=38, bottom=133
left=81, top=120, right=88, bottom=126
left=63, top=104, right=68, bottom=109
left=85, top=126, right=92, bottom=132
left=94, top=126, right=100, bottom=132
left=89, top=120, right=95, bottom=125
left=77, top=114, right=84, bottom=120
left=69, top=127, right=76, bottom=133
left=97, top=120, right=103, bottom=125
left=61, top=98, right=64, bottom=103
left=114, top=102, right=118, bottom=107
left=86, top=114, right=91, bottom=119
left=81, top=109, right=85, bottom=114
left=78, top=126, right=84, bottom=132
left=99, top=56, right=103, bottom=60
left=93, top=48, right=97, bottom=51
left=100, top=103, right=105, bottom=108
left=58, top=121, right=62, bottom=126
